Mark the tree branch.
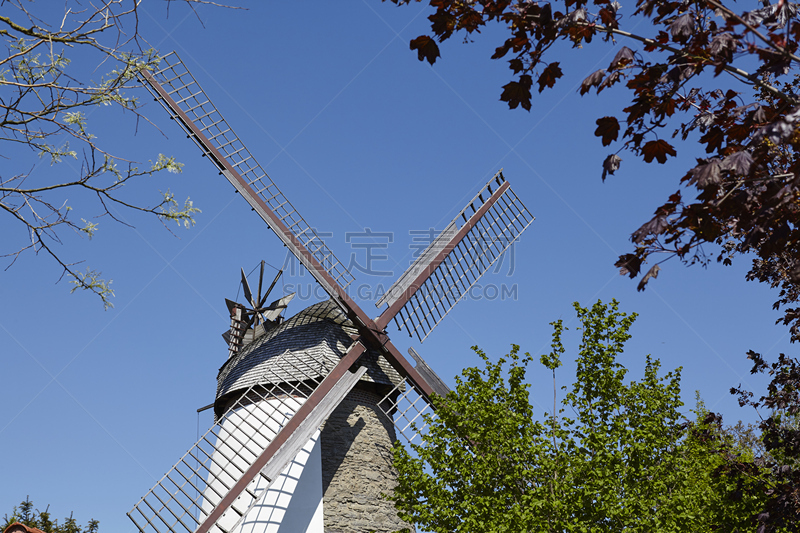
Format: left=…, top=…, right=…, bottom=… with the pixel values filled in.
left=582, top=22, right=799, bottom=105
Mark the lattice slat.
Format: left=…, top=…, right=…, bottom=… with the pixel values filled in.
left=379, top=172, right=534, bottom=341
left=140, top=52, right=354, bottom=291
left=378, top=377, right=434, bottom=444
left=128, top=353, right=336, bottom=533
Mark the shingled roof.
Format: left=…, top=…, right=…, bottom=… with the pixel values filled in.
left=215, top=299, right=401, bottom=408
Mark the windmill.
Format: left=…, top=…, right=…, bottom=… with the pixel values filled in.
left=129, top=52, right=534, bottom=533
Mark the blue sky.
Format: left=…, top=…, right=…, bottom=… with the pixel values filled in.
left=1, top=1, right=791, bottom=531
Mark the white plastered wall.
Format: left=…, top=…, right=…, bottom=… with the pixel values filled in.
left=202, top=398, right=324, bottom=533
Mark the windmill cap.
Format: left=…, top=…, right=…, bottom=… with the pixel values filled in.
left=213, top=299, right=402, bottom=416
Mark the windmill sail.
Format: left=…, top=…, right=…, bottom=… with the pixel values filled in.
left=140, top=53, right=355, bottom=300
left=375, top=171, right=534, bottom=341
left=375, top=348, right=451, bottom=444
left=378, top=375, right=434, bottom=444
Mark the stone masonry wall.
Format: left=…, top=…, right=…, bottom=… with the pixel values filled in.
left=319, top=388, right=413, bottom=533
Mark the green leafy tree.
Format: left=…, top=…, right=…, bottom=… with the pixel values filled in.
left=0, top=1, right=215, bottom=307
left=2, top=497, right=98, bottom=533
left=392, top=300, right=765, bottom=532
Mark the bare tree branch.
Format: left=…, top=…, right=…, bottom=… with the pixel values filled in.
left=0, top=0, right=211, bottom=307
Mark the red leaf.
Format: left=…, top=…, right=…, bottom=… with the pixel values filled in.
left=642, top=139, right=677, bottom=163
left=580, top=69, right=605, bottom=95
left=700, top=126, right=725, bottom=154
left=615, top=254, right=642, bottom=278
left=637, top=264, right=661, bottom=291
left=727, top=124, right=750, bottom=143
left=599, top=7, right=618, bottom=27
left=690, top=159, right=722, bottom=186
left=537, top=62, right=563, bottom=93
left=602, top=153, right=622, bottom=181
left=595, top=116, right=620, bottom=146
left=598, top=71, right=621, bottom=93
left=501, top=75, right=533, bottom=111
left=669, top=13, right=694, bottom=43
left=429, top=12, right=457, bottom=39
left=492, top=42, right=512, bottom=60
left=609, top=46, right=635, bottom=69
left=632, top=215, right=668, bottom=243
left=458, top=10, right=485, bottom=33
left=658, top=97, right=676, bottom=117
left=722, top=151, right=754, bottom=175
left=410, top=35, right=440, bottom=65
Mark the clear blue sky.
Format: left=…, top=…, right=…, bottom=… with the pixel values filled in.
left=1, top=2, right=790, bottom=531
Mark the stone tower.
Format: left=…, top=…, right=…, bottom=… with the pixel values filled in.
left=213, top=299, right=412, bottom=533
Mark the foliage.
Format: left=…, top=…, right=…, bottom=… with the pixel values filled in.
left=723, top=351, right=800, bottom=532
left=1, top=1, right=206, bottom=308
left=2, top=497, right=98, bottom=533
left=392, top=300, right=764, bottom=532
left=390, top=0, right=800, bottom=341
